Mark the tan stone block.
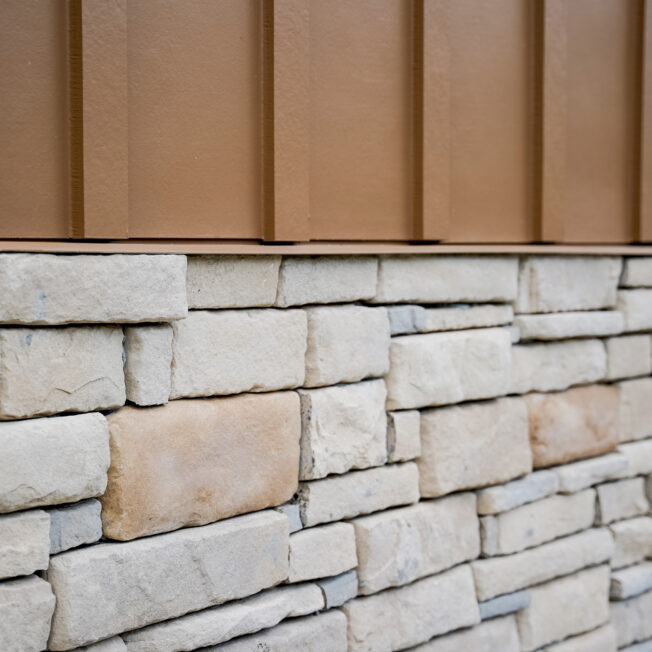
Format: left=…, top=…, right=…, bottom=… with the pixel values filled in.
left=619, top=378, right=652, bottom=442
left=0, top=510, right=50, bottom=580
left=606, top=335, right=652, bottom=380
left=596, top=478, right=650, bottom=525
left=610, top=517, right=652, bottom=569
left=515, top=311, right=623, bottom=340
left=611, top=588, right=652, bottom=648
left=542, top=624, right=617, bottom=652
left=387, top=410, right=421, bottom=463
left=102, top=393, right=300, bottom=540
left=618, top=289, right=652, bottom=332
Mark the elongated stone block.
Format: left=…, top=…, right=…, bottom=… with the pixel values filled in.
left=619, top=378, right=652, bottom=442
left=621, top=258, right=652, bottom=287
left=421, top=304, right=514, bottom=332
left=478, top=590, right=530, bottom=620
left=476, top=470, right=559, bottom=515
left=611, top=588, right=652, bottom=648
left=317, top=570, right=358, bottom=608
left=606, top=335, right=652, bottom=380
left=542, top=624, right=617, bottom=652
left=619, top=289, right=652, bottom=332
left=0, top=510, right=50, bottom=579
left=49, top=500, right=102, bottom=555
left=515, top=311, right=622, bottom=340
left=611, top=562, right=652, bottom=600
left=555, top=453, right=629, bottom=494
left=610, top=517, right=652, bottom=569
left=596, top=478, right=649, bottom=525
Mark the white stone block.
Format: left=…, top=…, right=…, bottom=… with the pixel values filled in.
left=476, top=470, right=559, bottom=515
left=542, top=624, right=617, bottom=652
left=555, top=453, right=629, bottom=494
left=124, top=325, right=172, bottom=406
left=317, top=570, right=358, bottom=608
left=0, top=510, right=50, bottom=579
left=387, top=410, right=421, bottom=463
left=622, top=258, right=652, bottom=287
left=610, top=517, right=652, bottom=569
left=619, top=290, right=652, bottom=332
left=515, top=311, right=623, bottom=340
left=620, top=378, right=652, bottom=442
left=419, top=304, right=514, bottom=333
left=611, top=588, right=652, bottom=648
left=606, top=335, right=652, bottom=380
left=49, top=499, right=102, bottom=555
left=478, top=590, right=530, bottom=620
left=596, top=478, right=650, bottom=525
left=387, top=305, right=426, bottom=335
left=618, top=439, right=652, bottom=477
left=273, top=503, right=302, bottom=534
left=611, top=562, right=652, bottom=600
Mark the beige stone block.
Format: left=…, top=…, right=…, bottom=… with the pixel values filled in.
left=0, top=327, right=125, bottom=419
left=610, top=517, right=652, bottom=569
left=515, top=311, right=623, bottom=340
left=476, top=470, right=559, bottom=515
left=276, top=256, right=378, bottom=307
left=353, top=494, right=480, bottom=595
left=596, top=478, right=650, bottom=525
left=611, top=588, right=652, bottom=648
left=387, top=328, right=511, bottom=410
left=619, top=378, right=652, bottom=442
left=186, top=255, right=280, bottom=308
left=606, top=335, right=652, bottom=380
left=542, top=624, right=617, bottom=652
left=49, top=500, right=102, bottom=555
left=619, top=289, right=652, bottom=332
left=516, top=256, right=621, bottom=313
left=622, top=258, right=652, bottom=287
left=47, top=511, right=289, bottom=650
left=387, top=410, right=421, bottom=463
left=0, top=253, right=187, bottom=324
left=124, top=325, right=172, bottom=406
left=387, top=305, right=425, bottom=335
left=555, top=453, right=629, bottom=494
left=611, top=561, right=652, bottom=600
left=419, top=398, right=531, bottom=498
left=516, top=565, right=610, bottom=652
left=0, top=510, right=50, bottom=580
left=298, top=380, right=387, bottom=481
left=420, top=304, right=514, bottom=332
left=102, top=393, right=300, bottom=540
left=618, top=439, right=652, bottom=477
left=0, top=413, right=109, bottom=513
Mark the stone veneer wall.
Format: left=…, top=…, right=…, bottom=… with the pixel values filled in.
left=2, top=253, right=652, bottom=651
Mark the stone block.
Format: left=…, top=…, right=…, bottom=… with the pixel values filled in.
left=618, top=439, right=652, bottom=477
left=611, top=588, right=652, bottom=648
left=0, top=510, right=50, bottom=579
left=419, top=398, right=531, bottom=498
left=420, top=303, right=514, bottom=333
left=515, top=311, right=623, bottom=340
left=387, top=328, right=511, bottom=410
left=515, top=256, right=621, bottom=313
left=610, top=517, right=652, bottom=569
left=317, top=570, right=358, bottom=608
left=71, top=638, right=127, bottom=651
left=621, top=258, right=652, bottom=287
left=0, top=413, right=109, bottom=513
left=276, top=256, right=378, bottom=307
left=102, top=393, right=300, bottom=540
left=298, top=380, right=387, bottom=481
left=0, top=326, right=125, bottom=420
left=186, top=255, right=281, bottom=308
left=476, top=470, right=559, bottom=515
left=124, top=325, right=173, bottom=406
left=273, top=503, right=302, bottom=534
left=611, top=562, right=652, bottom=600
left=555, top=453, right=629, bottom=494
left=47, top=511, right=289, bottom=650
left=478, top=590, right=531, bottom=620
left=596, top=478, right=650, bottom=525
left=542, top=624, right=617, bottom=652
left=170, top=309, right=306, bottom=399
left=387, top=410, right=421, bottom=463
left=288, top=522, right=357, bottom=582
left=387, top=305, right=426, bottom=335
left=606, top=335, right=652, bottom=380
left=304, top=306, right=390, bottom=387
left=0, top=253, right=187, bottom=324
left=619, top=378, right=652, bottom=442
left=619, top=290, right=652, bottom=332
left=49, top=500, right=102, bottom=555
left=298, top=463, right=419, bottom=527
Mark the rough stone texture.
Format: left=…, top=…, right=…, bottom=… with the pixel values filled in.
left=317, top=570, right=358, bottom=608
left=49, top=499, right=102, bottom=555
left=611, top=562, right=652, bottom=600
left=303, top=306, right=390, bottom=387
left=47, top=511, right=289, bottom=650
left=555, top=453, right=629, bottom=494
left=352, top=494, right=479, bottom=595
left=419, top=398, right=531, bottom=498
left=124, top=325, right=173, bottom=406
left=0, top=510, right=50, bottom=579
left=186, top=255, right=281, bottom=308
left=0, top=253, right=187, bottom=324
left=596, top=478, right=650, bottom=525
left=619, top=378, right=652, bottom=442
left=298, top=462, right=420, bottom=527
left=0, top=413, right=109, bottom=513
left=476, top=470, right=559, bottom=515
left=374, top=255, right=518, bottom=304
left=420, top=303, right=514, bottom=333
left=274, top=503, right=302, bottom=534
left=0, top=326, right=125, bottom=419
left=621, top=257, right=652, bottom=287
left=622, top=641, right=652, bottom=652
left=387, top=305, right=426, bottom=335
left=509, top=339, right=606, bottom=395
left=478, top=590, right=531, bottom=620
left=515, top=311, right=623, bottom=340
left=387, top=410, right=421, bottom=463
left=386, top=328, right=511, bottom=410
left=618, top=439, right=652, bottom=477
left=610, top=517, right=652, bottom=569
left=72, top=638, right=127, bottom=652
left=102, top=393, right=300, bottom=540
left=611, top=588, right=652, bottom=648
left=288, top=522, right=357, bottom=582
left=298, top=380, right=387, bottom=481
left=515, top=565, right=610, bottom=652
left=480, top=489, right=596, bottom=556
left=0, top=575, right=55, bottom=652
left=170, top=309, right=307, bottom=399
left=515, top=256, right=621, bottom=313
left=122, top=583, right=324, bottom=652
left=618, top=290, right=652, bottom=332
left=343, top=565, right=480, bottom=652
left=525, top=385, right=619, bottom=468
left=276, top=256, right=378, bottom=307
left=606, top=335, right=652, bottom=380
left=542, top=624, right=617, bottom=652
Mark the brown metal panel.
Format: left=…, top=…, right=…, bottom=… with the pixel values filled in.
left=127, top=0, right=262, bottom=239
left=639, top=0, right=652, bottom=242
left=0, top=0, right=70, bottom=238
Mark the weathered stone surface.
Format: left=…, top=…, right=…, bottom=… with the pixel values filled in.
left=170, top=309, right=306, bottom=399
left=288, top=522, right=357, bottom=582
left=0, top=326, right=125, bottom=419
left=317, top=570, right=358, bottom=608
left=509, top=340, right=606, bottom=395
left=387, top=305, right=426, bottom=335
left=515, top=256, right=621, bottom=313
left=622, top=640, right=652, bottom=652
left=611, top=562, right=652, bottom=600
left=387, top=328, right=511, bottom=410
left=472, top=528, right=614, bottom=601
left=352, top=494, right=479, bottom=595
left=0, top=575, right=55, bottom=652
left=610, top=517, right=652, bottom=569
left=419, top=398, right=531, bottom=498
left=515, top=565, right=610, bottom=652
left=480, top=490, right=595, bottom=556
left=343, top=565, right=480, bottom=651
left=478, top=590, right=531, bottom=620
left=298, top=380, right=387, bottom=481
left=304, top=306, right=390, bottom=387
left=274, top=503, right=302, bottom=534
left=420, top=304, right=514, bottom=333
left=0, top=413, right=109, bottom=513
left=618, top=439, right=652, bottom=477
left=555, top=453, right=629, bottom=494
left=476, top=470, right=559, bottom=515
left=122, top=583, right=324, bottom=652
left=596, top=478, right=650, bottom=525
left=47, top=511, right=289, bottom=650
left=298, top=463, right=419, bottom=527
left=0, top=253, right=187, bottom=324
left=102, top=393, right=300, bottom=540
left=0, top=510, right=50, bottom=579
left=72, top=638, right=127, bottom=651
left=49, top=499, right=102, bottom=555
left=542, top=624, right=617, bottom=652
left=186, top=255, right=281, bottom=308
left=525, top=385, right=619, bottom=468
left=276, top=256, right=377, bottom=307
left=611, top=588, right=652, bottom=648
left=606, top=335, right=652, bottom=380
left=374, top=255, right=518, bottom=304
left=515, top=311, right=623, bottom=340
left=619, top=378, right=652, bottom=442
left=618, top=290, right=652, bottom=332
left=621, top=257, right=652, bottom=287
left=124, top=325, right=173, bottom=406
left=387, top=410, right=421, bottom=463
